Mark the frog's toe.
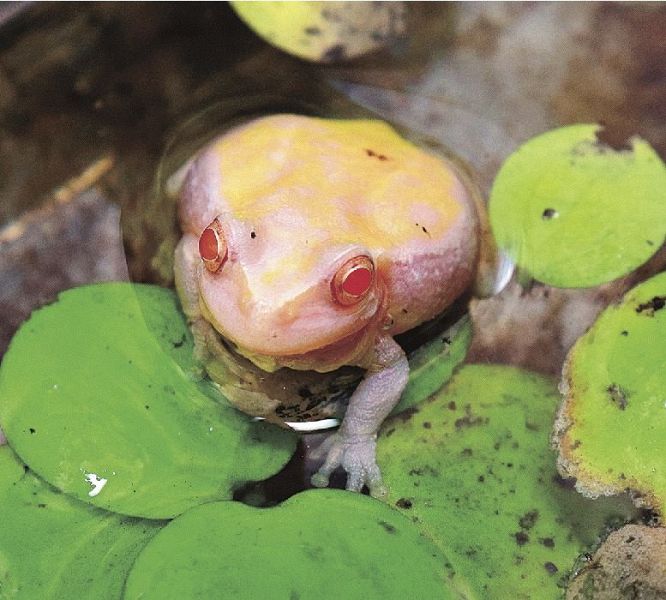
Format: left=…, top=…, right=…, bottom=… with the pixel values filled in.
left=310, top=471, right=330, bottom=489
left=367, top=477, right=388, bottom=500
left=311, top=439, right=343, bottom=488
left=363, top=464, right=388, bottom=499
left=312, top=433, right=389, bottom=497
left=343, top=453, right=387, bottom=498
left=345, top=470, right=364, bottom=493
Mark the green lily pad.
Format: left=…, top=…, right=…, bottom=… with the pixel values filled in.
left=0, top=446, right=163, bottom=599
left=0, top=283, right=297, bottom=519
left=125, top=489, right=458, bottom=599
left=394, top=314, right=472, bottom=415
left=555, top=272, right=666, bottom=513
left=377, top=364, right=637, bottom=598
left=230, top=1, right=406, bottom=63
left=489, top=124, right=666, bottom=288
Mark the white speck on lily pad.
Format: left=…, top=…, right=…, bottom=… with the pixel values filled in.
left=85, top=473, right=108, bottom=497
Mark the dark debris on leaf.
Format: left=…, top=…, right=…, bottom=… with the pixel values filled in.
left=635, top=296, right=665, bottom=316
left=519, top=510, right=539, bottom=530
left=455, top=405, right=488, bottom=430
left=514, top=531, right=529, bottom=546
left=607, top=383, right=630, bottom=410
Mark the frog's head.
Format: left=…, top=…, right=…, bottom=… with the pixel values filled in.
left=178, top=114, right=493, bottom=370
left=194, top=207, right=387, bottom=370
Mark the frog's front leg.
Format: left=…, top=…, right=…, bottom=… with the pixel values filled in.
left=311, top=334, right=408, bottom=499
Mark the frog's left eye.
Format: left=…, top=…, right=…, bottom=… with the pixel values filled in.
left=331, top=255, right=375, bottom=305
left=199, top=218, right=227, bottom=273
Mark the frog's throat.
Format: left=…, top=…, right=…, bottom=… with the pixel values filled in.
left=214, top=321, right=378, bottom=373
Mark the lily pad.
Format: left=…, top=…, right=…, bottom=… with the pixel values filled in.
left=555, top=272, right=666, bottom=513
left=489, top=124, right=666, bottom=288
left=0, top=283, right=297, bottom=519
left=0, top=446, right=163, bottom=599
left=230, top=1, right=406, bottom=63
left=377, top=364, right=637, bottom=598
left=124, top=489, right=458, bottom=599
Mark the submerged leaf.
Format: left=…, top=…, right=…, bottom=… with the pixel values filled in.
left=555, top=272, right=666, bottom=513
left=125, top=489, right=459, bottom=599
left=489, top=124, right=666, bottom=288
left=566, top=524, right=666, bottom=599
left=378, top=364, right=636, bottom=599
left=0, top=283, right=297, bottom=519
left=0, top=446, right=163, bottom=599
left=394, top=314, right=472, bottom=415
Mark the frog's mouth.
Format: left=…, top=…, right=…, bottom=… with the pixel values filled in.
left=210, top=312, right=380, bottom=374
left=199, top=270, right=386, bottom=362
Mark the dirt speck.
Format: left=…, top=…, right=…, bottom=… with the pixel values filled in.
left=636, top=296, right=665, bottom=316
left=514, top=531, right=529, bottom=546
left=519, top=510, right=539, bottom=530
left=396, top=497, right=413, bottom=509
left=455, top=405, right=488, bottom=430
left=607, top=383, right=629, bottom=410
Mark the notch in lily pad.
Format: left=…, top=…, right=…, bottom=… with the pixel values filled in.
left=0, top=283, right=297, bottom=519
left=125, top=489, right=460, bottom=599
left=554, top=271, right=666, bottom=514
left=489, top=124, right=666, bottom=288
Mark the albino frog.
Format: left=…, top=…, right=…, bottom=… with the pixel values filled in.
left=173, top=114, right=496, bottom=497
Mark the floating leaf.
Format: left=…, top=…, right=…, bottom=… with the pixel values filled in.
left=555, top=272, right=666, bottom=513
left=0, top=283, right=297, bottom=519
left=230, top=1, right=406, bottom=63
left=489, top=124, right=666, bottom=288
left=125, top=489, right=459, bottom=599
left=378, top=364, right=636, bottom=598
left=0, top=446, right=163, bottom=599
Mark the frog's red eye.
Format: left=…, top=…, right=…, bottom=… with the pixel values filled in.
left=199, top=218, right=227, bottom=273
left=332, top=255, right=375, bottom=305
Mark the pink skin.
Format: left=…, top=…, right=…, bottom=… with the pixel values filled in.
left=173, top=115, right=480, bottom=497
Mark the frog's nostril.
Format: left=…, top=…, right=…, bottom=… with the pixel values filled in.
left=332, top=255, right=375, bottom=305
left=199, top=218, right=227, bottom=273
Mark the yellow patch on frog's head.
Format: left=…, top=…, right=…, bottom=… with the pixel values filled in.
left=214, top=115, right=465, bottom=257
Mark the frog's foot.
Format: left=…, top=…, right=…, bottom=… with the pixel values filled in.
left=311, top=432, right=388, bottom=500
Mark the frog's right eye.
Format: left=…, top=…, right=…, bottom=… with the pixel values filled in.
left=331, top=255, right=375, bottom=306
left=199, top=218, right=227, bottom=273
